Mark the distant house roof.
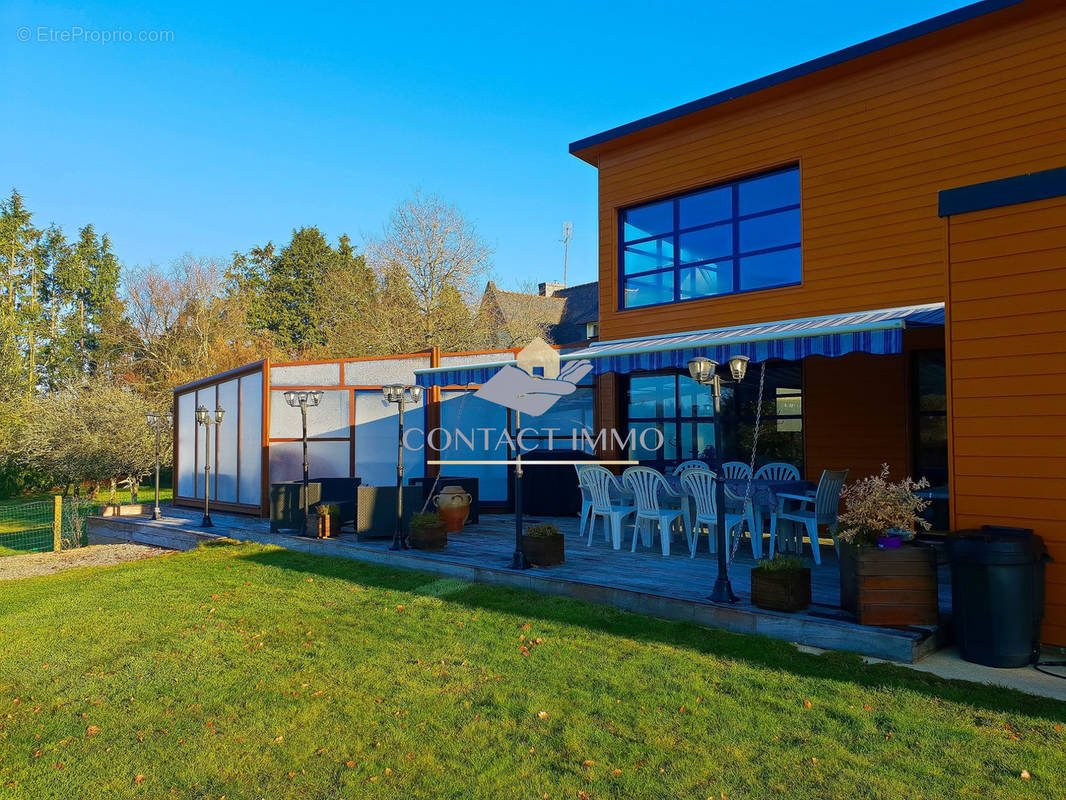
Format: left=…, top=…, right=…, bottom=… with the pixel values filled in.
left=481, top=280, right=599, bottom=345
left=569, top=0, right=1023, bottom=163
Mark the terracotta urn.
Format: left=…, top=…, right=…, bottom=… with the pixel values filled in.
left=434, top=485, right=472, bottom=533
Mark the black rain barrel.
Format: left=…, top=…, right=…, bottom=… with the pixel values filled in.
left=947, top=526, right=1051, bottom=668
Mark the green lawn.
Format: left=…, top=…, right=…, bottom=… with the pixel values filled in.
left=0, top=486, right=173, bottom=510
left=0, top=487, right=173, bottom=555
left=0, top=543, right=1063, bottom=799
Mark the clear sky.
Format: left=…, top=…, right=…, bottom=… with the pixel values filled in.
left=1, top=0, right=973, bottom=289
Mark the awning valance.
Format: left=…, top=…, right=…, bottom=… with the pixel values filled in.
left=414, top=302, right=944, bottom=386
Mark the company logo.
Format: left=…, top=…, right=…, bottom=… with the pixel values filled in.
left=474, top=338, right=593, bottom=416
left=422, top=337, right=656, bottom=466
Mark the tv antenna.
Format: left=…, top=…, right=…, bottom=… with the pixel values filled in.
left=560, top=222, right=573, bottom=287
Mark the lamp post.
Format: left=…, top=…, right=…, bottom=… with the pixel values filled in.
left=510, top=409, right=529, bottom=570
left=382, top=383, right=423, bottom=550
left=283, top=390, right=323, bottom=534
left=687, top=354, right=749, bottom=603
left=146, top=410, right=173, bottom=521
left=194, top=404, right=225, bottom=528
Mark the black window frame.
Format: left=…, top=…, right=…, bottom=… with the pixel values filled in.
left=617, top=164, right=802, bottom=311
left=624, top=364, right=804, bottom=474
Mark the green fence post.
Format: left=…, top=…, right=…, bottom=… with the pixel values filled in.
left=53, top=495, right=62, bottom=552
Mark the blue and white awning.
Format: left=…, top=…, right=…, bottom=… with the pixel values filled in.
left=563, top=302, right=944, bottom=375
left=414, top=302, right=944, bottom=386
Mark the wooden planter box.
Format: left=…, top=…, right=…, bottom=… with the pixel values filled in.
left=839, top=543, right=938, bottom=627
left=522, top=534, right=565, bottom=566
left=317, top=514, right=338, bottom=539
left=409, top=522, right=447, bottom=551
left=751, top=567, right=811, bottom=612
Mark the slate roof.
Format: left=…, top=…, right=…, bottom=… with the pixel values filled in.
left=481, top=280, right=599, bottom=345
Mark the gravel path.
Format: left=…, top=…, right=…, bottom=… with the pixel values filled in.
left=0, top=543, right=172, bottom=581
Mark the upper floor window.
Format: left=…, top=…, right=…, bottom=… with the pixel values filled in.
left=619, top=165, right=801, bottom=309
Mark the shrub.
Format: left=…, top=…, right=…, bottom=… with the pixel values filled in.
left=525, top=523, right=560, bottom=538
left=753, top=555, right=806, bottom=572
left=836, top=464, right=931, bottom=547
left=410, top=512, right=442, bottom=529
left=314, top=503, right=340, bottom=517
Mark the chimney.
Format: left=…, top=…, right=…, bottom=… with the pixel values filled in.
left=539, top=281, right=565, bottom=297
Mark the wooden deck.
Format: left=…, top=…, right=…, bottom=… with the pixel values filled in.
left=88, top=508, right=948, bottom=663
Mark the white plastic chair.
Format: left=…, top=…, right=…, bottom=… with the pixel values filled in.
left=776, top=469, right=849, bottom=565
left=582, top=466, right=635, bottom=550
left=752, top=462, right=801, bottom=557
left=574, top=464, right=594, bottom=541
left=680, top=469, right=748, bottom=559
left=622, top=467, right=692, bottom=556
left=754, top=462, right=800, bottom=482
left=721, top=462, right=752, bottom=480
left=672, top=460, right=710, bottom=476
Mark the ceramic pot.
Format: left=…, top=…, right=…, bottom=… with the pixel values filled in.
left=434, top=485, right=472, bottom=533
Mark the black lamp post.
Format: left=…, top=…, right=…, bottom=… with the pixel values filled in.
left=194, top=404, right=225, bottom=528
left=283, top=390, right=323, bottom=535
left=146, top=410, right=173, bottom=521
left=687, top=354, right=749, bottom=603
left=382, top=383, right=423, bottom=550
left=510, top=409, right=529, bottom=570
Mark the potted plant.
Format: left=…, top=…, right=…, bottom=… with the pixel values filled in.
left=836, top=464, right=937, bottom=627
left=408, top=512, right=447, bottom=551
left=522, top=523, right=564, bottom=566
left=750, top=555, right=811, bottom=612
left=311, top=503, right=341, bottom=538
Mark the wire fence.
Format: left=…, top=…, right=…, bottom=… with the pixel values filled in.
left=0, top=497, right=103, bottom=556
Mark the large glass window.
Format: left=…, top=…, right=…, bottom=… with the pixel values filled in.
left=619, top=166, right=801, bottom=309
left=912, top=351, right=948, bottom=486
left=625, top=363, right=803, bottom=472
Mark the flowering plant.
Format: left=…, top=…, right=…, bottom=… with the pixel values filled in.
left=836, top=464, right=931, bottom=547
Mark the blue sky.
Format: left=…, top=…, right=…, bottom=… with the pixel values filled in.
left=1, top=0, right=971, bottom=289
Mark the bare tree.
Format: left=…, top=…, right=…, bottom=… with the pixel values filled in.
left=364, top=191, right=493, bottom=350
left=107, top=257, right=274, bottom=400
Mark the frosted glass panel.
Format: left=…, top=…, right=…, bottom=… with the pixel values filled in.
left=269, top=440, right=350, bottom=483
left=238, top=372, right=263, bottom=506
left=344, top=356, right=429, bottom=386
left=440, top=391, right=509, bottom=502
left=270, top=363, right=341, bottom=386
left=214, top=380, right=239, bottom=503
left=269, top=389, right=350, bottom=439
left=353, top=392, right=424, bottom=487
left=176, top=391, right=197, bottom=498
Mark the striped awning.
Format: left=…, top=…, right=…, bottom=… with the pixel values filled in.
left=414, top=302, right=944, bottom=386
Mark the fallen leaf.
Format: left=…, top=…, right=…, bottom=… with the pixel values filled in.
left=346, top=761, right=356, bottom=768
left=134, top=775, right=145, bottom=785
left=803, top=700, right=812, bottom=709
left=1021, top=770, right=1032, bottom=780
left=582, top=760, right=595, bottom=767
left=86, top=726, right=101, bottom=738
left=273, top=735, right=284, bottom=743
left=537, top=711, right=549, bottom=719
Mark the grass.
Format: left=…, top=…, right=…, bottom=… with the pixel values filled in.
left=0, top=486, right=173, bottom=510
left=0, top=543, right=1063, bottom=799
left=0, top=486, right=172, bottom=555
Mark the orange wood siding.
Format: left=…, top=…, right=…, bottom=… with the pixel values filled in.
left=803, top=354, right=909, bottom=485
left=947, top=194, right=1066, bottom=646
left=804, top=327, right=945, bottom=484
left=591, top=1, right=1066, bottom=341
